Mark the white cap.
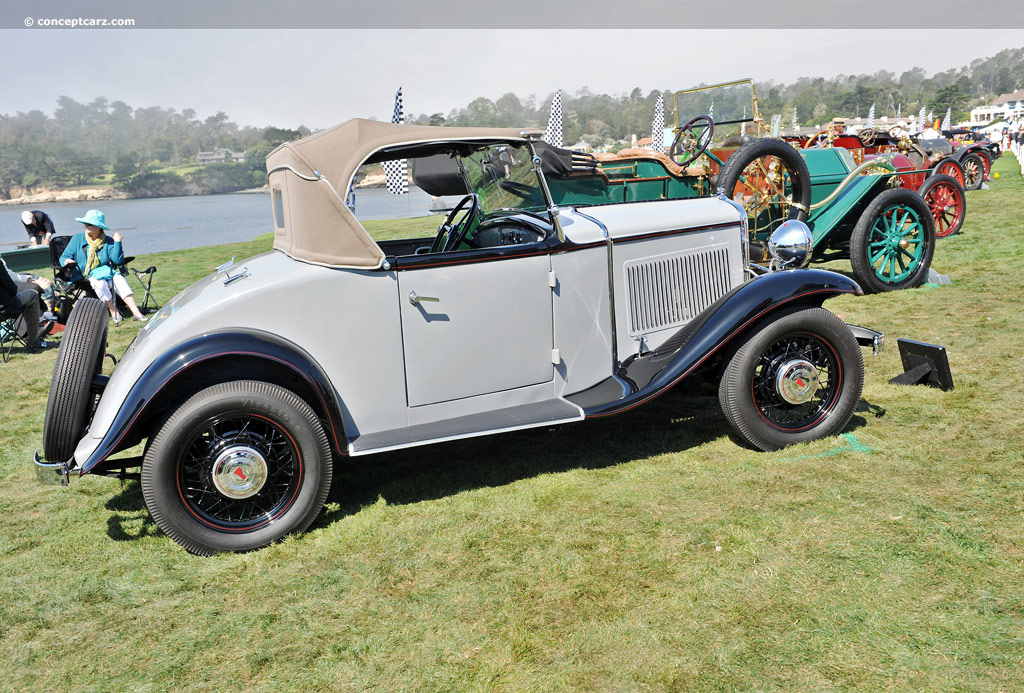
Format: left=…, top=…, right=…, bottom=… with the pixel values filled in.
left=21, top=211, right=34, bottom=225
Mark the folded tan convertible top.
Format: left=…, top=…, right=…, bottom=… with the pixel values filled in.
left=266, top=118, right=540, bottom=269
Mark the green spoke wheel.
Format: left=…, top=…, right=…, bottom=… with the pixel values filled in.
left=850, top=188, right=935, bottom=293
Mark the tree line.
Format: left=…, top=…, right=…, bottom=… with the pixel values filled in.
left=1, top=47, right=1020, bottom=200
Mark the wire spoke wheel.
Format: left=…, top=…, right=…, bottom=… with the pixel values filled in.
left=178, top=414, right=301, bottom=531
left=142, top=380, right=333, bottom=555
left=751, top=333, right=840, bottom=430
left=718, top=307, right=863, bottom=451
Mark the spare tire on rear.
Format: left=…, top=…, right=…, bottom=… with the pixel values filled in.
left=717, top=138, right=812, bottom=233
left=43, top=298, right=108, bottom=462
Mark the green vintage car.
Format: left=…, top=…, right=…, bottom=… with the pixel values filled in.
left=545, top=79, right=936, bottom=293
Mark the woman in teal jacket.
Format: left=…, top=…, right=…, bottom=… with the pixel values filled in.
left=60, top=209, right=147, bottom=324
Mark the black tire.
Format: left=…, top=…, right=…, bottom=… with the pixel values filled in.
left=718, top=306, right=863, bottom=451
left=43, top=298, right=108, bottom=462
left=849, top=187, right=935, bottom=293
left=717, top=138, right=812, bottom=237
left=141, top=380, right=333, bottom=556
left=960, top=153, right=984, bottom=191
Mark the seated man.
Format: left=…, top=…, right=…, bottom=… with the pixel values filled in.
left=0, top=259, right=48, bottom=350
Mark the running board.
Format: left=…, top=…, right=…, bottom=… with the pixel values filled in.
left=347, top=399, right=585, bottom=456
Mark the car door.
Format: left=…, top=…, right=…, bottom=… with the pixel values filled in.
left=397, top=252, right=554, bottom=407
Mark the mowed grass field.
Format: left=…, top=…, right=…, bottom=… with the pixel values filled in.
left=2, top=156, right=1023, bottom=691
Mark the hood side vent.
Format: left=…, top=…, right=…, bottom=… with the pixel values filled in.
left=625, top=245, right=733, bottom=336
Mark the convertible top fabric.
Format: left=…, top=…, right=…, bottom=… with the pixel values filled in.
left=266, top=119, right=541, bottom=269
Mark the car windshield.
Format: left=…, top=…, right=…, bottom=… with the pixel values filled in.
left=458, top=144, right=547, bottom=217
left=674, top=79, right=757, bottom=126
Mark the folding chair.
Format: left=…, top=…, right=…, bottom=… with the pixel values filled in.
left=127, top=262, right=159, bottom=313
left=1, top=311, right=36, bottom=363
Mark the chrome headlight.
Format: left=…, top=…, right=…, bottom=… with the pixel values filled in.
left=768, top=220, right=813, bottom=269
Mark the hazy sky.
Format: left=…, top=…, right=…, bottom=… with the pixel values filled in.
left=2, top=29, right=1021, bottom=129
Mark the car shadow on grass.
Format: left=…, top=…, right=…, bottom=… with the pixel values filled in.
left=316, top=386, right=878, bottom=527
left=105, top=482, right=159, bottom=542
left=98, top=387, right=880, bottom=543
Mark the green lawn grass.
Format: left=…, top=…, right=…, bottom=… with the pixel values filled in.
left=2, top=160, right=1023, bottom=690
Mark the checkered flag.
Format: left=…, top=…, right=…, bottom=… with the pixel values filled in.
left=651, top=96, right=665, bottom=151
left=544, top=90, right=563, bottom=148
left=917, top=107, right=926, bottom=134
left=792, top=107, right=798, bottom=134
left=866, top=104, right=875, bottom=129
left=942, top=108, right=951, bottom=131
left=383, top=87, right=408, bottom=195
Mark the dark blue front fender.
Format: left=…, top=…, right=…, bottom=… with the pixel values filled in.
left=579, top=268, right=862, bottom=417
left=80, top=330, right=346, bottom=475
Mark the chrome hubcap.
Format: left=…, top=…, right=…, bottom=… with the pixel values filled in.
left=775, top=359, right=820, bottom=404
left=211, top=446, right=269, bottom=500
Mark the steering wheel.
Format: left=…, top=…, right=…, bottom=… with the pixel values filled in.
left=669, top=115, right=714, bottom=167
left=888, top=125, right=905, bottom=139
left=802, top=128, right=834, bottom=149
left=430, top=193, right=479, bottom=253
left=858, top=128, right=877, bottom=147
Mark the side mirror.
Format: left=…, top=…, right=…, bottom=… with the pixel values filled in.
left=768, top=220, right=812, bottom=269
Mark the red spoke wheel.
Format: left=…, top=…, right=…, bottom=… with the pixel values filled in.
left=932, top=158, right=964, bottom=188
left=918, top=174, right=966, bottom=238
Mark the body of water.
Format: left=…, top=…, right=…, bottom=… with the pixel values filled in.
left=0, top=186, right=446, bottom=256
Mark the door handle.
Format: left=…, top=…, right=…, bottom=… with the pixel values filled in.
left=408, top=291, right=439, bottom=305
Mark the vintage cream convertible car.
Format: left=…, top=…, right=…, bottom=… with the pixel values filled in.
left=35, top=120, right=881, bottom=554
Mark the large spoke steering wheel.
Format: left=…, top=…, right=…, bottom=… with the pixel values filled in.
left=669, top=115, right=714, bottom=167
left=858, top=127, right=877, bottom=147
left=430, top=193, right=479, bottom=253
left=802, top=127, right=835, bottom=149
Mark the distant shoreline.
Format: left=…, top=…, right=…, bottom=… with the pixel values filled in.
left=0, top=185, right=271, bottom=207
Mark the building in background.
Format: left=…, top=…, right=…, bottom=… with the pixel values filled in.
left=970, top=90, right=1024, bottom=125
left=196, top=148, right=245, bottom=165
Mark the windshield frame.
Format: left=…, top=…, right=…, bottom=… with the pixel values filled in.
left=456, top=138, right=565, bottom=242
left=674, top=78, right=761, bottom=128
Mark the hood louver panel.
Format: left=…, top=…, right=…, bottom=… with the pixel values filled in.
left=625, top=245, right=733, bottom=336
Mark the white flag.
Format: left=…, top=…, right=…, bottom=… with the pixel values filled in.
left=544, top=90, right=563, bottom=148
left=382, top=87, right=408, bottom=195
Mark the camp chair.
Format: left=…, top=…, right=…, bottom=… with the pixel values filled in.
left=0, top=312, right=33, bottom=362
left=0, top=289, right=53, bottom=362
left=128, top=263, right=159, bottom=313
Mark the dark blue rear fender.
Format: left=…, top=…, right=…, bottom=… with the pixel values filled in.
left=582, top=269, right=862, bottom=417
left=80, top=330, right=347, bottom=475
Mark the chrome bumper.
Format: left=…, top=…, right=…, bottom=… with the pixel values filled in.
left=847, top=324, right=885, bottom=357
left=34, top=450, right=70, bottom=486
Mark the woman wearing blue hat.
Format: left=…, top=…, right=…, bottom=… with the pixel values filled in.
left=60, top=209, right=147, bottom=325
